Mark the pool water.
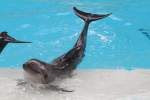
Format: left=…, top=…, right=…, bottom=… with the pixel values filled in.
left=0, top=0, right=150, bottom=69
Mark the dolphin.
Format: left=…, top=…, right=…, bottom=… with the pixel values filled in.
left=23, top=7, right=111, bottom=85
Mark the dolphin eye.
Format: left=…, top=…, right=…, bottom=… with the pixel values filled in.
left=29, top=61, right=38, bottom=66
left=30, top=62, right=36, bottom=65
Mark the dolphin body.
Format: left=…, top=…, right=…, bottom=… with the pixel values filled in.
left=23, top=7, right=111, bottom=85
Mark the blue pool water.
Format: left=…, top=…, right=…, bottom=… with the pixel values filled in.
left=0, top=0, right=150, bottom=69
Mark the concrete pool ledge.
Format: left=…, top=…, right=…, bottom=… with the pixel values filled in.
left=0, top=68, right=150, bottom=100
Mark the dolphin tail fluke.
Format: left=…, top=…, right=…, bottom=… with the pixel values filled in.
left=73, top=7, right=111, bottom=23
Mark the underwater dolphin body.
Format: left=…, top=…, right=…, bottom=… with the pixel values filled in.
left=0, top=31, right=31, bottom=54
left=23, top=7, right=111, bottom=85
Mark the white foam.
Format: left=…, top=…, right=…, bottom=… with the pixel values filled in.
left=56, top=12, right=70, bottom=16
left=124, top=22, right=132, bottom=26
left=0, top=69, right=150, bottom=100
left=89, top=30, right=114, bottom=44
left=109, top=15, right=123, bottom=21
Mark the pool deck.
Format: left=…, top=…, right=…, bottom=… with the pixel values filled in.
left=0, top=69, right=150, bottom=100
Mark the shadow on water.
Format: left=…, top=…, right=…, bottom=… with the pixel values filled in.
left=16, top=79, right=74, bottom=93
left=138, top=28, right=150, bottom=40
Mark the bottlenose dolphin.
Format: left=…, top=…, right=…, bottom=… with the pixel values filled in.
left=0, top=31, right=31, bottom=54
left=23, top=7, right=111, bottom=85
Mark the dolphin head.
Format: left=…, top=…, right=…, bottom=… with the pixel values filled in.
left=23, top=59, right=49, bottom=84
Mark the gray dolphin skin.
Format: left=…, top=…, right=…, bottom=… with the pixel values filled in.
left=23, top=7, right=111, bottom=85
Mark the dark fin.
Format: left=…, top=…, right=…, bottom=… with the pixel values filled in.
left=73, top=7, right=112, bottom=22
